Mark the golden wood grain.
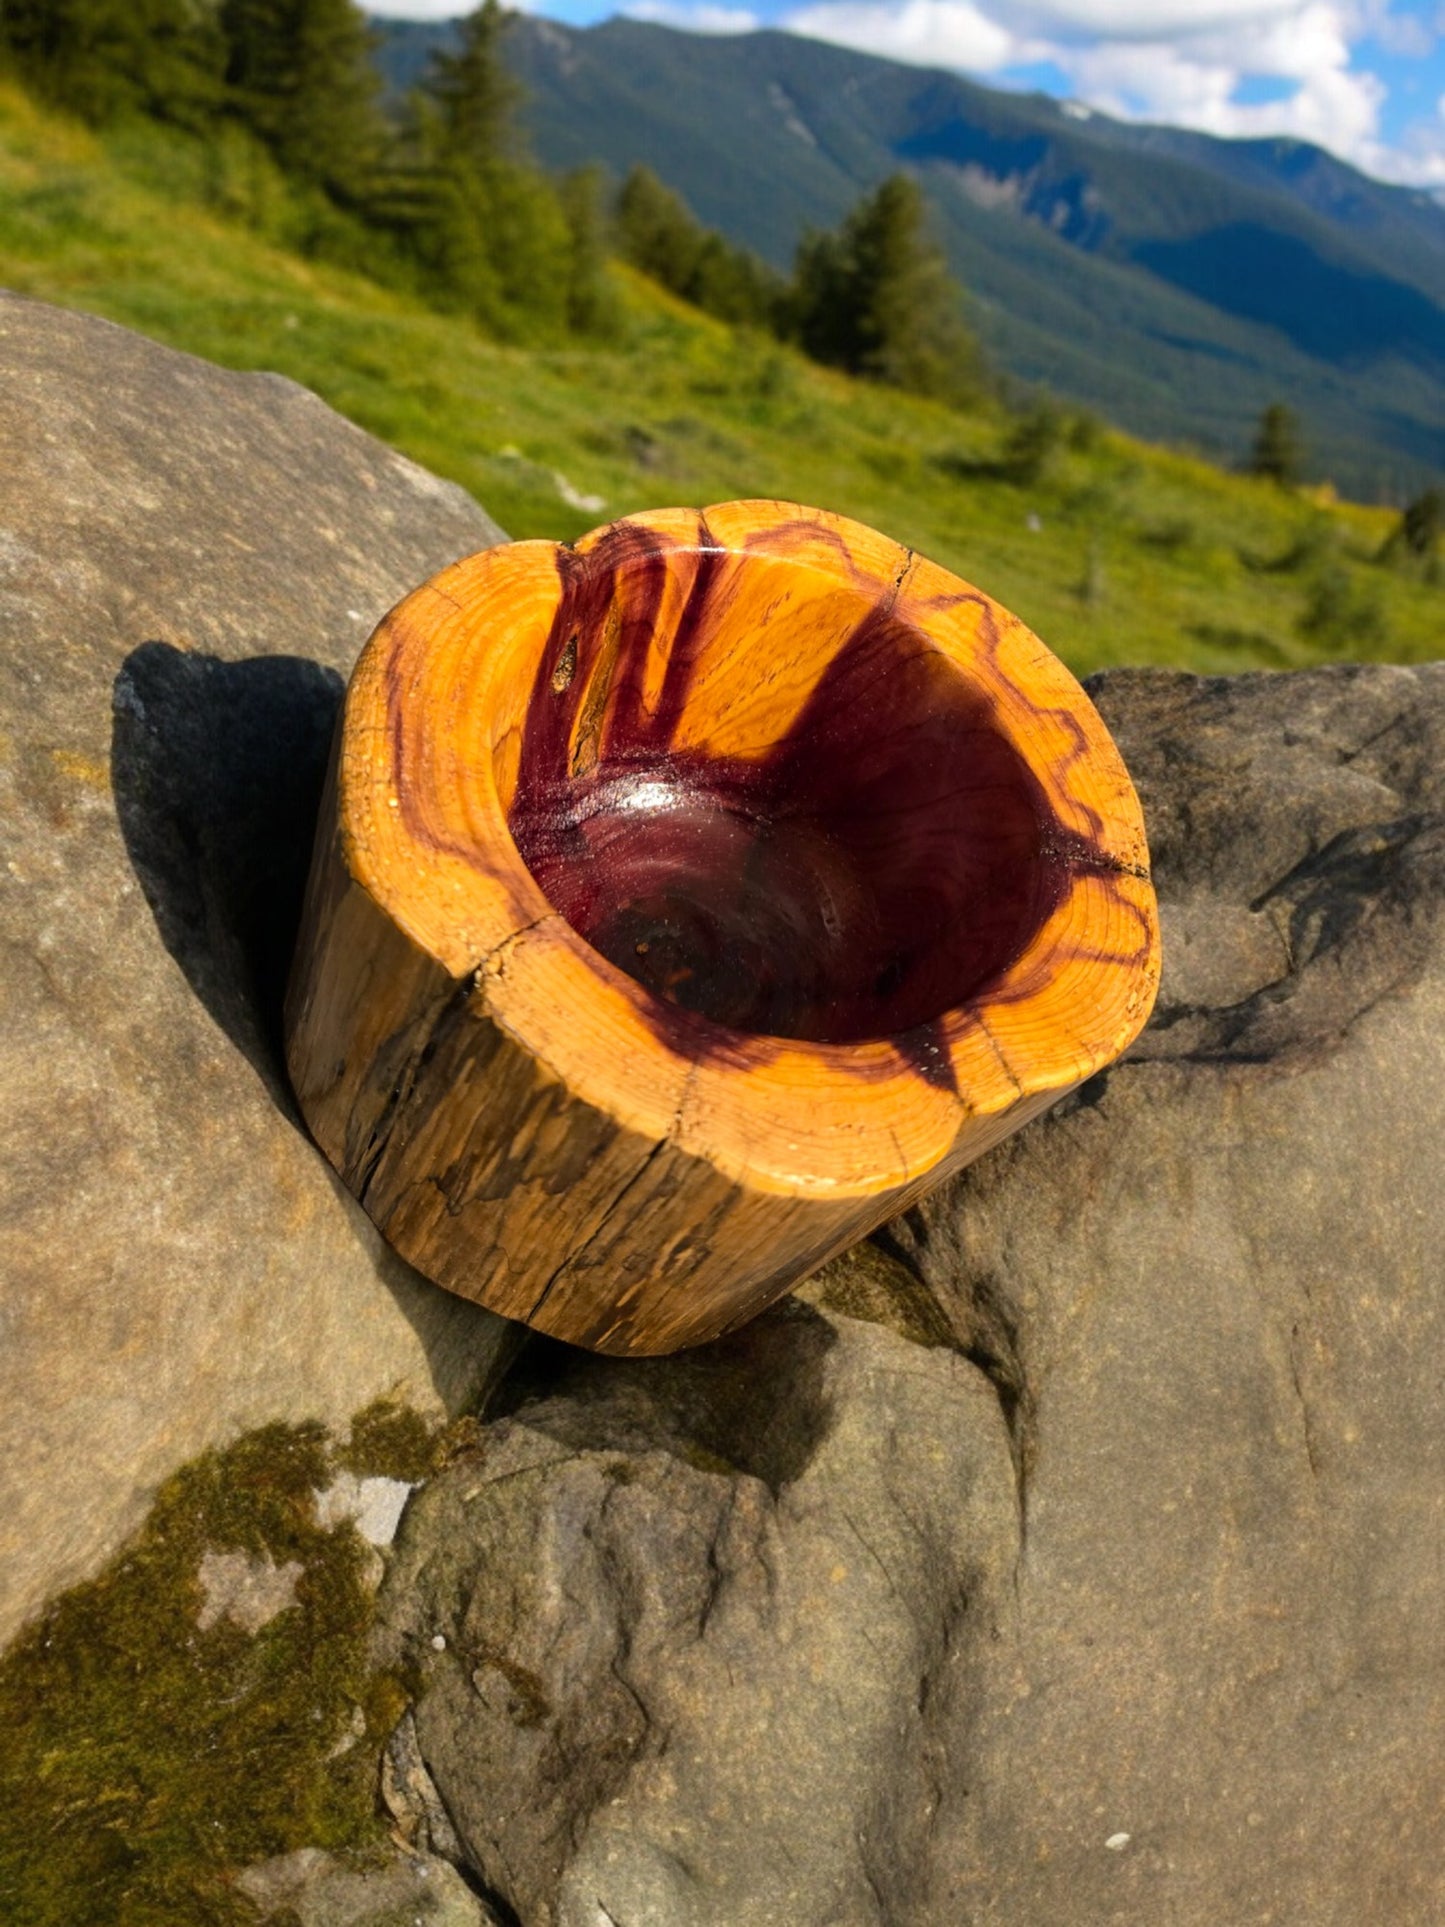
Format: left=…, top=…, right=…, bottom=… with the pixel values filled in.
left=285, top=501, right=1160, bottom=1354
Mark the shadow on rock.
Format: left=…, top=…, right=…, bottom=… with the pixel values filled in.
left=495, top=1297, right=839, bottom=1492
left=111, top=641, right=342, bottom=1113
left=110, top=642, right=525, bottom=1416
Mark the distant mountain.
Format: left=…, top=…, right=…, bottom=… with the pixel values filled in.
left=372, top=14, right=1445, bottom=496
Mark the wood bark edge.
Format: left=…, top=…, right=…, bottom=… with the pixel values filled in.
left=285, top=499, right=1159, bottom=1354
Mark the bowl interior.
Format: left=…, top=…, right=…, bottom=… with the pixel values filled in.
left=501, top=539, right=1065, bottom=1045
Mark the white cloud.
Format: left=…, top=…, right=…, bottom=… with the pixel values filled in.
left=783, top=0, right=1024, bottom=70
left=1009, top=0, right=1303, bottom=37
left=625, top=1, right=761, bottom=27
left=773, top=0, right=1439, bottom=180
left=1050, top=4, right=1387, bottom=163
left=363, top=2, right=474, bottom=17
left=1372, top=92, right=1445, bottom=188
left=1381, top=137, right=1445, bottom=188
left=1372, top=7, right=1435, bottom=56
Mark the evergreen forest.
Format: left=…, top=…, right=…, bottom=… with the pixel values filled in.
left=0, top=0, right=985, bottom=395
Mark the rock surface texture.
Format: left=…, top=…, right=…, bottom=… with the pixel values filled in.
left=0, top=293, right=512, bottom=1643
left=382, top=663, right=1445, bottom=1927
left=236, top=1845, right=494, bottom=1926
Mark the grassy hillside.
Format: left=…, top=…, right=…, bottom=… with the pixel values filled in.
left=0, top=80, right=1440, bottom=680
left=482, top=17, right=1445, bottom=498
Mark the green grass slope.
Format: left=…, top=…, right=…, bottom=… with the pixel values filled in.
left=0, top=81, right=1439, bottom=680
left=487, top=17, right=1445, bottom=498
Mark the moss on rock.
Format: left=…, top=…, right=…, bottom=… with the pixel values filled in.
left=0, top=1412, right=445, bottom=1924
left=338, top=1400, right=440, bottom=1487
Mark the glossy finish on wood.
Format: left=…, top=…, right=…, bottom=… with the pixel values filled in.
left=508, top=522, right=1063, bottom=1046
left=285, top=502, right=1160, bottom=1353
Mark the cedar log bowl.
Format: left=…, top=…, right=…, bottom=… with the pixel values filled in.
left=284, top=502, right=1159, bottom=1355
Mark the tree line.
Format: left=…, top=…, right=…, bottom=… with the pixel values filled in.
left=0, top=0, right=987, bottom=399
left=614, top=165, right=985, bottom=406
left=0, top=0, right=613, bottom=340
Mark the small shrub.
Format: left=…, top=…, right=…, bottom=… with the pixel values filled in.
left=1297, top=562, right=1389, bottom=651
left=1139, top=517, right=1195, bottom=553
left=1003, top=401, right=1064, bottom=486
left=1240, top=517, right=1333, bottom=575
left=1377, top=485, right=1444, bottom=574
left=1065, top=408, right=1102, bottom=453
left=1248, top=401, right=1304, bottom=486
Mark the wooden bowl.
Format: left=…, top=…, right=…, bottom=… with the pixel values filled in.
left=285, top=501, right=1159, bottom=1354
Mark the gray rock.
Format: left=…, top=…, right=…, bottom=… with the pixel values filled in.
left=195, top=1546, right=303, bottom=1634
left=381, top=664, right=1445, bottom=1926
left=381, top=1708, right=470, bottom=1865
left=237, top=1844, right=493, bottom=1926
left=875, top=662, right=1445, bottom=1927
left=0, top=293, right=513, bottom=1644
left=379, top=1301, right=1018, bottom=1927
left=315, top=1471, right=418, bottom=1548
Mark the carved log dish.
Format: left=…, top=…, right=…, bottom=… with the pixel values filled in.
left=285, top=501, right=1160, bottom=1354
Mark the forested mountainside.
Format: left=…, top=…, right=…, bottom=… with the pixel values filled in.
left=374, top=13, right=1445, bottom=496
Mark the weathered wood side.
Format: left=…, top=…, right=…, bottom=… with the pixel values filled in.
left=285, top=766, right=466, bottom=1187
left=288, top=801, right=1069, bottom=1352
left=284, top=500, right=1160, bottom=1355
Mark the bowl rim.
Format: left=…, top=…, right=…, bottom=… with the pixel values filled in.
left=337, top=499, right=1159, bottom=1198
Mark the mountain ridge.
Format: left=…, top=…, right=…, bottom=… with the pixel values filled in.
left=372, top=13, right=1445, bottom=496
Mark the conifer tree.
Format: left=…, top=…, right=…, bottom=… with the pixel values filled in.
left=1249, top=402, right=1303, bottom=485
left=615, top=166, right=706, bottom=292
left=792, top=174, right=983, bottom=403
left=219, top=0, right=382, bottom=194
left=1376, top=484, right=1444, bottom=571
left=558, top=164, right=618, bottom=336
left=426, top=0, right=518, bottom=173
left=1, top=0, right=225, bottom=125
left=1400, top=485, right=1444, bottom=559
left=397, top=3, right=618, bottom=344
left=790, top=224, right=853, bottom=367
left=396, top=2, right=575, bottom=339
left=614, top=166, right=783, bottom=329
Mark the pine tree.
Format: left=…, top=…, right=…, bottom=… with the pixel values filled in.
left=426, top=0, right=518, bottom=173
left=687, top=231, right=785, bottom=328
left=614, top=167, right=783, bottom=329
left=0, top=0, right=74, bottom=91
left=1400, top=485, right=1445, bottom=558
left=1, top=0, right=225, bottom=126
left=219, top=0, right=382, bottom=194
left=558, top=165, right=618, bottom=336
left=1249, top=402, right=1303, bottom=485
left=792, top=174, right=983, bottom=403
left=1376, top=484, right=1444, bottom=571
left=615, top=167, right=706, bottom=292
left=790, top=225, right=855, bottom=368
left=392, top=3, right=575, bottom=339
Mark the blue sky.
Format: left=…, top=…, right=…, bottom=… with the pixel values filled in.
left=368, top=1, right=1445, bottom=187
